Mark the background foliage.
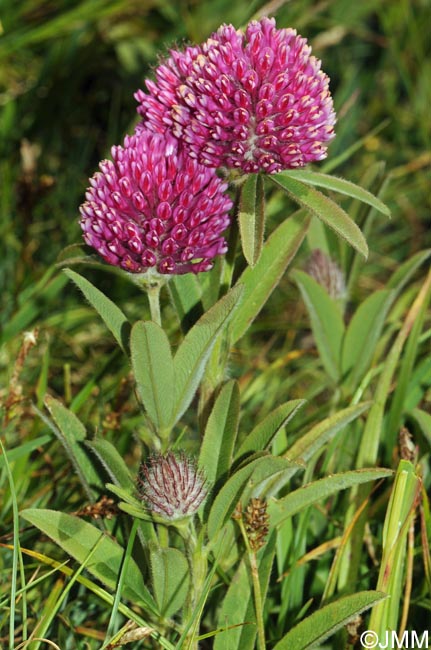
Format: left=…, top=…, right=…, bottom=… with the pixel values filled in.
left=1, top=0, right=430, bottom=648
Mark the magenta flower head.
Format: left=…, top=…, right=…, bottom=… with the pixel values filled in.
left=79, top=131, right=232, bottom=275
left=135, top=17, right=336, bottom=174
left=138, top=452, right=208, bottom=521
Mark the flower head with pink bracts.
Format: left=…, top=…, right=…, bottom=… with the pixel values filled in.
left=79, top=131, right=232, bottom=275
left=135, top=17, right=336, bottom=174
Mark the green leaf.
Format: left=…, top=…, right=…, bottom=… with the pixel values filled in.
left=269, top=468, right=393, bottom=528
left=20, top=509, right=158, bottom=614
left=43, top=396, right=103, bottom=499
left=214, top=532, right=276, bottom=650
left=292, top=270, right=345, bottom=382
left=207, top=455, right=298, bottom=540
left=387, top=249, right=431, bottom=292
left=172, top=284, right=243, bottom=426
left=199, top=380, right=240, bottom=485
left=149, top=547, right=189, bottom=618
left=230, top=211, right=310, bottom=344
left=238, top=173, right=265, bottom=266
left=287, top=402, right=372, bottom=465
left=341, top=289, right=394, bottom=388
left=130, top=320, right=174, bottom=432
left=263, top=402, right=372, bottom=497
left=410, top=408, right=431, bottom=448
left=64, top=269, right=130, bottom=352
left=279, top=169, right=391, bottom=217
left=369, top=461, right=420, bottom=635
left=169, top=274, right=203, bottom=331
left=85, top=438, right=134, bottom=489
left=273, top=591, right=386, bottom=650
left=270, top=175, right=368, bottom=258
left=0, top=434, right=52, bottom=468
left=235, top=399, right=305, bottom=460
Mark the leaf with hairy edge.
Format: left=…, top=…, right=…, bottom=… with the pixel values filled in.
left=279, top=169, right=390, bottom=216
left=150, top=547, right=189, bottom=618
left=199, top=380, right=240, bottom=485
left=273, top=591, right=386, bottom=650
left=270, top=174, right=368, bottom=258
left=131, top=321, right=174, bottom=432
left=230, top=210, right=310, bottom=344
left=269, top=468, right=393, bottom=528
left=292, top=270, right=345, bottom=382
left=43, top=396, right=103, bottom=499
left=172, top=284, right=243, bottom=426
left=342, top=289, right=394, bottom=388
left=207, top=455, right=298, bottom=540
left=238, top=173, right=265, bottom=266
left=214, top=532, right=276, bottom=650
left=20, top=509, right=158, bottom=614
left=64, top=269, right=130, bottom=352
left=85, top=438, right=134, bottom=489
left=264, top=402, right=372, bottom=497
left=235, top=399, right=305, bottom=461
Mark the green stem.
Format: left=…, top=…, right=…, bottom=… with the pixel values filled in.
left=181, top=522, right=207, bottom=650
left=147, top=283, right=162, bottom=326
left=239, top=518, right=266, bottom=650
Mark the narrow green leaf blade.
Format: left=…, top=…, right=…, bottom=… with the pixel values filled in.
left=341, top=289, right=394, bottom=387
left=150, top=547, right=189, bottom=618
left=207, top=455, right=298, bottom=540
left=130, top=320, right=174, bottom=431
left=172, top=284, right=243, bottom=426
left=64, top=269, right=130, bottom=352
left=199, top=380, right=240, bottom=485
left=238, top=173, right=265, bottom=266
left=269, top=468, right=393, bottom=528
left=270, top=175, right=368, bottom=258
left=280, top=169, right=391, bottom=216
left=286, top=402, right=372, bottom=465
left=20, top=509, right=158, bottom=614
left=43, top=396, right=103, bottom=498
left=85, top=438, right=134, bottom=489
left=292, top=270, right=345, bottom=382
left=235, top=399, right=305, bottom=460
left=230, top=210, right=310, bottom=343
left=273, top=591, right=386, bottom=650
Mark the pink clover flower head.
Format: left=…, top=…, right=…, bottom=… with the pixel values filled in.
left=138, top=452, right=208, bottom=520
left=79, top=131, right=232, bottom=275
left=135, top=17, right=336, bottom=174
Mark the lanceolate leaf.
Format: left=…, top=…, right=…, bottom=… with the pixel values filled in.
left=43, top=396, right=103, bottom=499
left=199, top=380, right=240, bottom=485
left=172, top=284, right=243, bottom=426
left=341, top=289, right=394, bottom=388
left=238, top=173, right=266, bottom=266
left=273, top=591, right=386, bottom=650
left=279, top=169, right=391, bottom=216
left=149, top=547, right=189, bottom=618
left=85, top=438, right=134, bottom=489
left=268, top=468, right=393, bottom=528
left=64, top=269, right=130, bottom=352
left=235, top=399, right=305, bottom=460
left=292, top=270, right=345, bottom=382
left=264, top=402, right=372, bottom=496
left=230, top=210, right=310, bottom=344
left=20, top=509, right=158, bottom=615
left=270, top=174, right=368, bottom=258
left=207, top=455, right=298, bottom=540
left=130, top=321, right=174, bottom=432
